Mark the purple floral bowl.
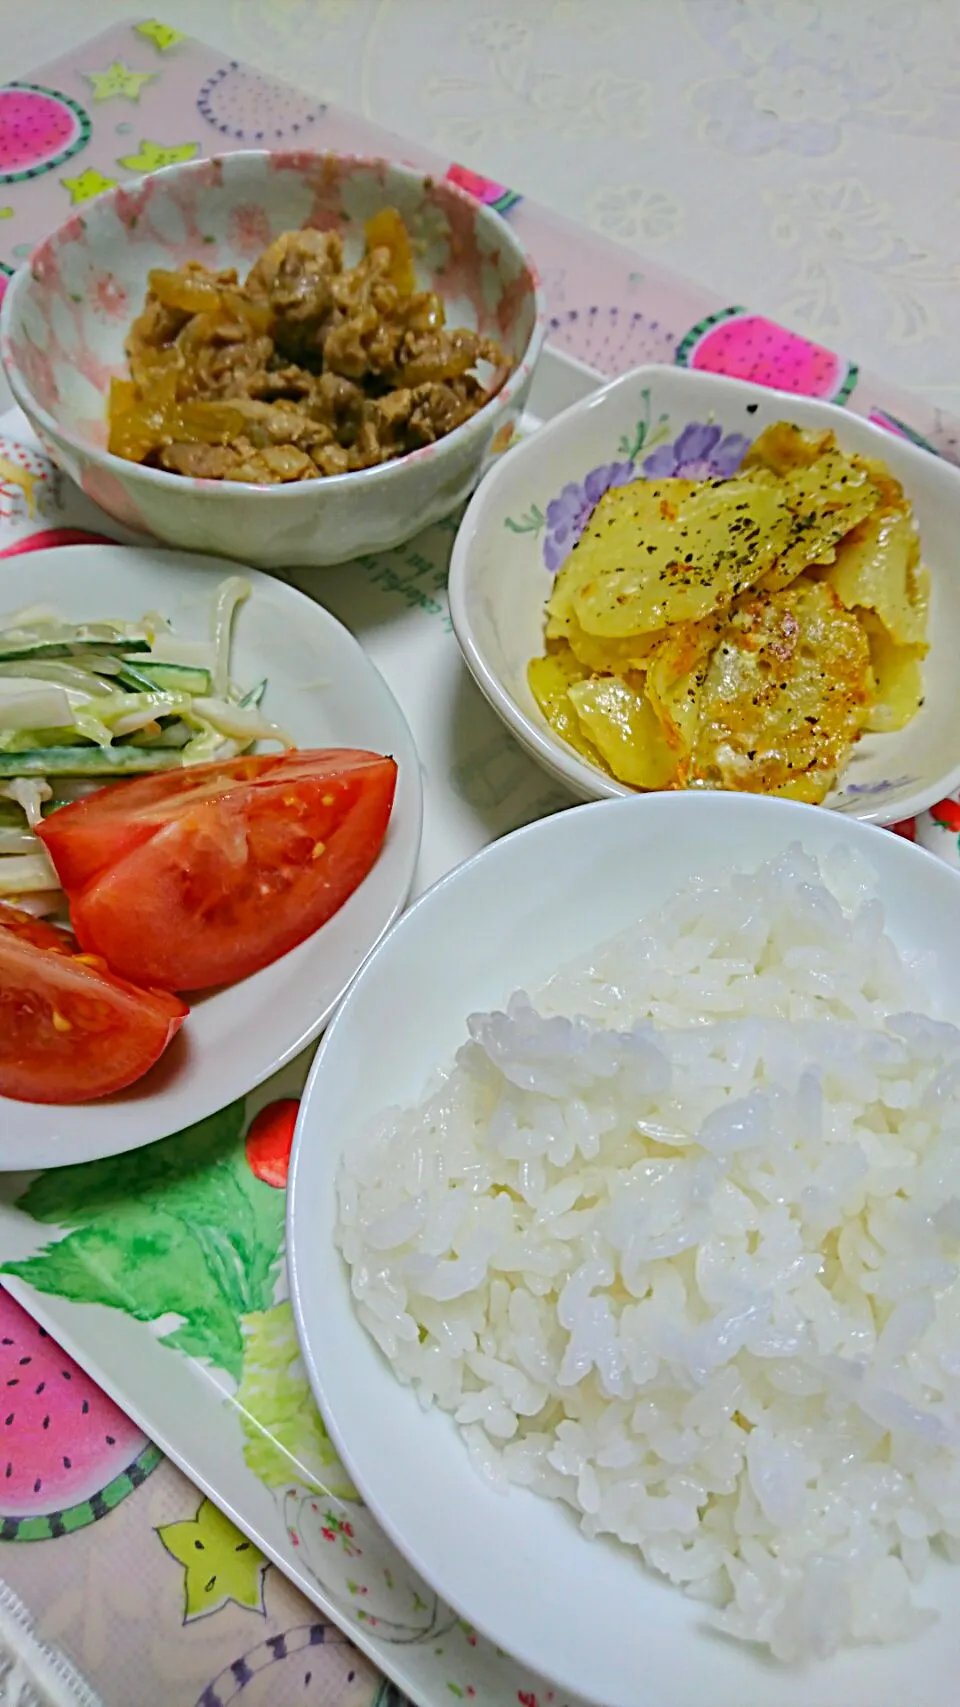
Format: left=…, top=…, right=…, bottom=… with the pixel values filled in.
left=0, top=150, right=545, bottom=567
left=449, top=363, right=960, bottom=827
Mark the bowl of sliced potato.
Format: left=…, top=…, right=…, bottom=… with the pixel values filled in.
left=449, top=365, right=959, bottom=826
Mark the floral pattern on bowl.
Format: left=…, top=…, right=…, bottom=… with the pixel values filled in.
left=0, top=150, right=545, bottom=568
left=452, top=364, right=960, bottom=830
left=641, top=420, right=751, bottom=481
left=505, top=388, right=755, bottom=573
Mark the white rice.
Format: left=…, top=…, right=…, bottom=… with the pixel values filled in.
left=336, top=844, right=960, bottom=1662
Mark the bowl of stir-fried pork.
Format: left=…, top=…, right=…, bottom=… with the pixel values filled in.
left=448, top=364, right=960, bottom=827
left=0, top=151, right=545, bottom=567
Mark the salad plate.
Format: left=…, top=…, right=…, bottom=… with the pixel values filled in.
left=0, top=545, right=422, bottom=1170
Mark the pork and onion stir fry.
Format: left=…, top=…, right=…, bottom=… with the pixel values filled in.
left=108, top=209, right=507, bottom=483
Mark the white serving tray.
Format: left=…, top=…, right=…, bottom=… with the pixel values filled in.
left=0, top=345, right=604, bottom=1707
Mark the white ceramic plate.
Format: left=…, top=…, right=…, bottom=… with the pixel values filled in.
left=289, top=792, right=960, bottom=1707
left=0, top=546, right=422, bottom=1170
left=449, top=365, right=960, bottom=826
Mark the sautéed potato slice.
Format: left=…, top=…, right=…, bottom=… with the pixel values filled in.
left=862, top=615, right=926, bottom=734
left=528, top=419, right=928, bottom=800
left=567, top=675, right=677, bottom=790
left=526, top=647, right=607, bottom=771
left=558, top=475, right=791, bottom=636
left=690, top=580, right=873, bottom=802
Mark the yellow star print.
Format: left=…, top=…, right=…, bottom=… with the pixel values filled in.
left=135, top=20, right=186, bottom=51
left=0, top=456, right=38, bottom=518
left=117, top=139, right=199, bottom=173
left=61, top=169, right=118, bottom=206
left=0, top=209, right=12, bottom=220
left=157, top=1498, right=268, bottom=1621
left=85, top=61, right=157, bottom=103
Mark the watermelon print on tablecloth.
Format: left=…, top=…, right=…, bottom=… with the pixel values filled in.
left=192, top=1621, right=364, bottom=1707
left=676, top=307, right=858, bottom=404
left=0, top=83, right=91, bottom=184
left=548, top=305, right=677, bottom=376
left=197, top=62, right=326, bottom=143
left=0, top=263, right=11, bottom=310
left=868, top=409, right=941, bottom=459
left=0, top=1290, right=160, bottom=1539
left=445, top=164, right=521, bottom=217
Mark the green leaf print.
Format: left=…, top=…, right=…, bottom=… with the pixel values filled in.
left=616, top=387, right=671, bottom=462
left=503, top=504, right=545, bottom=536
left=233, top=1300, right=357, bottom=1498
left=1, top=1103, right=285, bottom=1382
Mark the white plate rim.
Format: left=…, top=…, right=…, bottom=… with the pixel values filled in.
left=0, top=544, right=423, bottom=1169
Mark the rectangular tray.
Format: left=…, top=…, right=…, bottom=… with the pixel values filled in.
left=0, top=344, right=606, bottom=1707
left=1, top=19, right=958, bottom=1707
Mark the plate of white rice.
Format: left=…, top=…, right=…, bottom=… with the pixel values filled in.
left=288, top=793, right=960, bottom=1706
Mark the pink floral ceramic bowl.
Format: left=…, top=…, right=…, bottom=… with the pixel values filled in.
left=0, top=151, right=545, bottom=568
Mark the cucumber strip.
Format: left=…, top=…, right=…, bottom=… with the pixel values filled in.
left=0, top=636, right=151, bottom=663
left=112, top=661, right=164, bottom=694
left=127, top=660, right=213, bottom=695
left=0, top=747, right=186, bottom=778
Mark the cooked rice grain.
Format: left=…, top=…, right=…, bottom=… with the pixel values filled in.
left=337, top=845, right=960, bottom=1661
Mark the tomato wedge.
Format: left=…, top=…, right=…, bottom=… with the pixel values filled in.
left=39, top=749, right=398, bottom=993
left=0, top=904, right=187, bottom=1104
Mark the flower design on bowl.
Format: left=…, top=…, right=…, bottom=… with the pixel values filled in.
left=87, top=270, right=128, bottom=321
left=542, top=461, right=635, bottom=572
left=503, top=397, right=756, bottom=574
left=641, top=422, right=751, bottom=481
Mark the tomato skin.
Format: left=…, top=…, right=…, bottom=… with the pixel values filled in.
left=47, top=750, right=398, bottom=993
left=0, top=904, right=187, bottom=1105
left=39, top=750, right=383, bottom=893
left=39, top=750, right=393, bottom=891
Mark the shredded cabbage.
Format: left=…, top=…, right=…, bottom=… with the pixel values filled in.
left=0, top=578, right=278, bottom=910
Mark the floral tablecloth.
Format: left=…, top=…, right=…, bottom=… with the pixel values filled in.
left=1, top=6, right=959, bottom=1706
left=0, top=1301, right=391, bottom=1705
left=4, top=0, right=959, bottom=420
